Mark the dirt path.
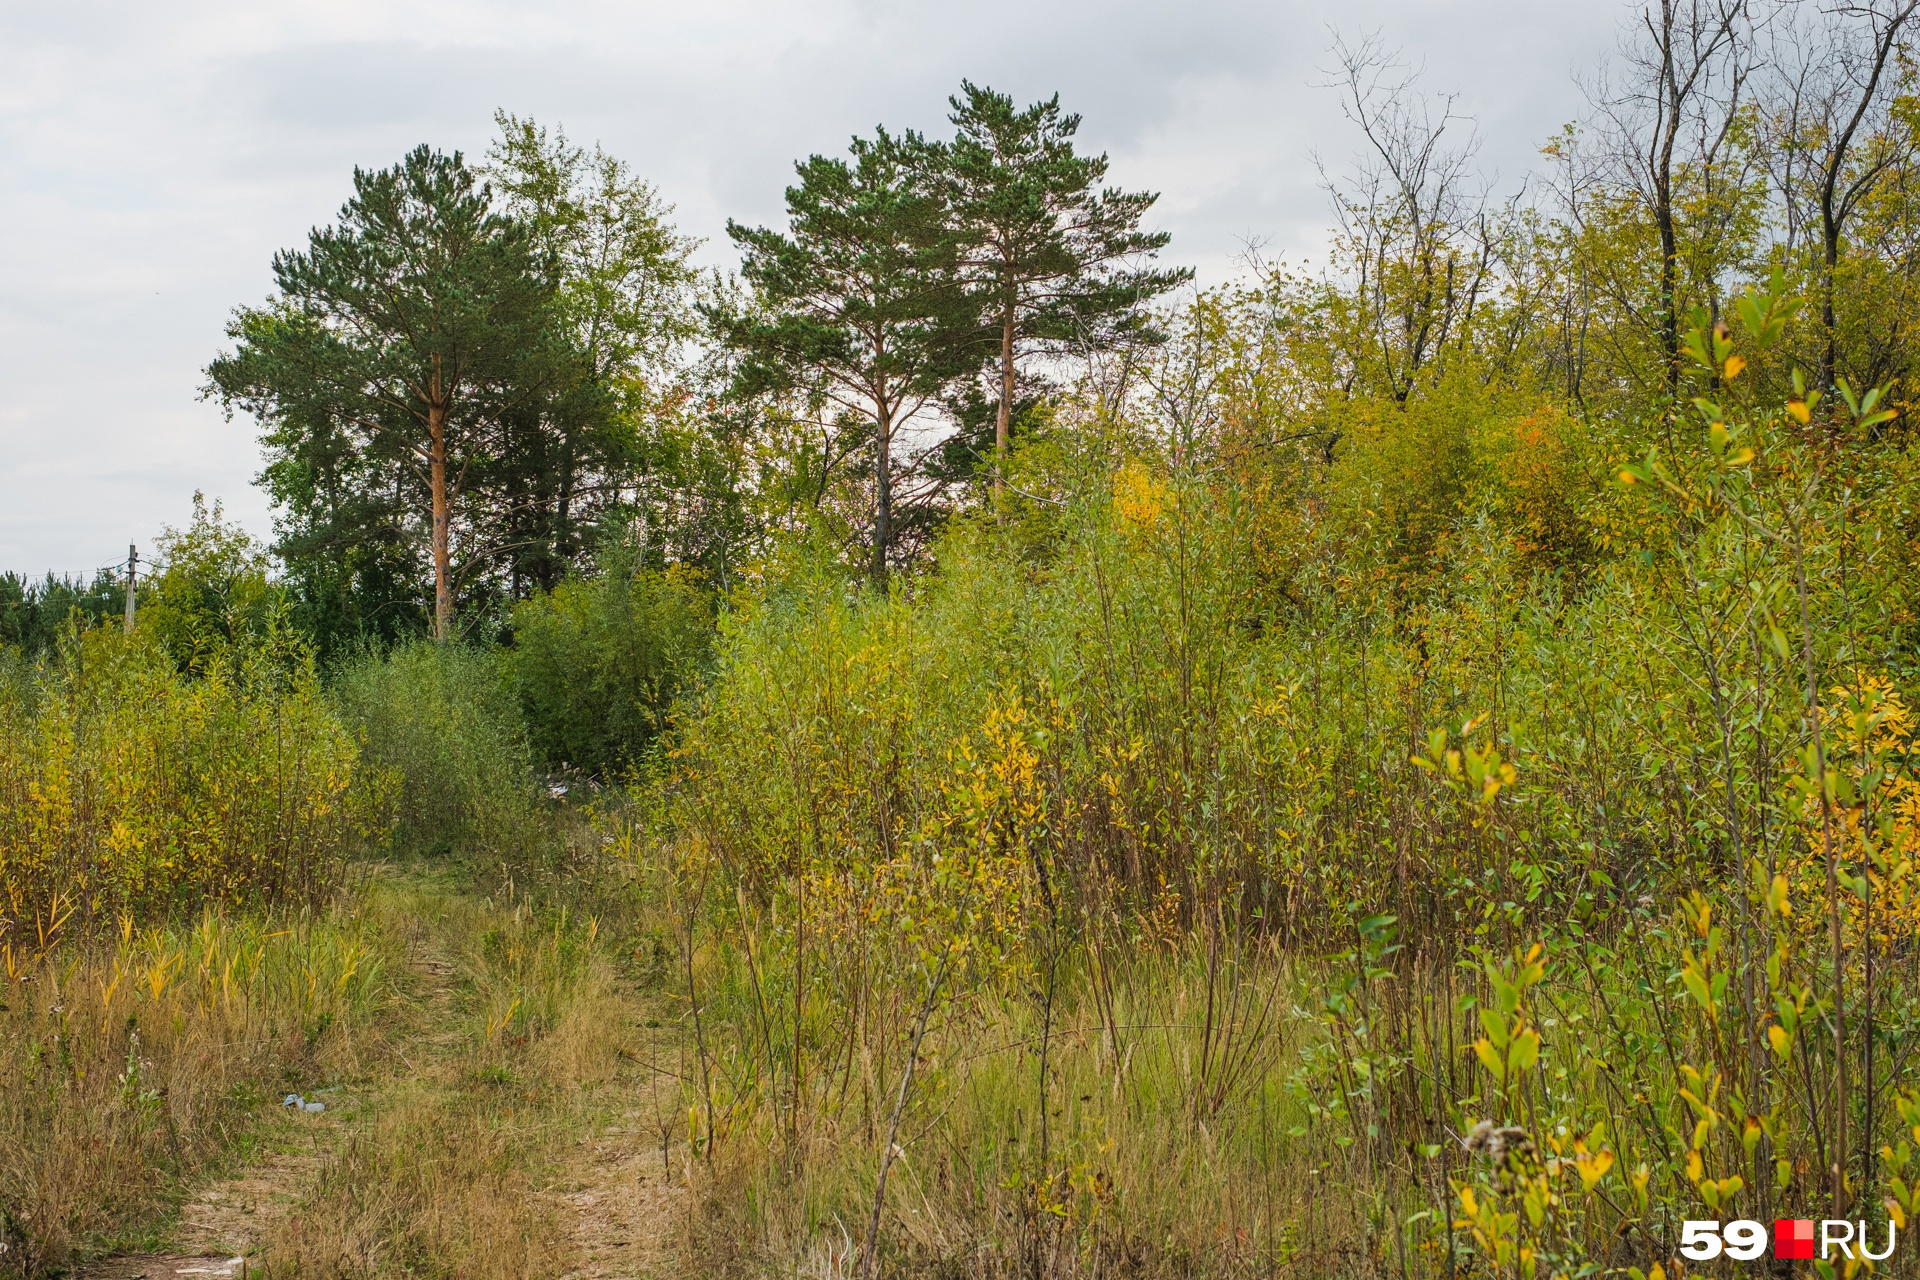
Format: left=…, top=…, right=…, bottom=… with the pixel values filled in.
left=548, top=973, right=690, bottom=1279
left=72, top=1092, right=357, bottom=1278
left=548, top=1110, right=687, bottom=1280
left=75, top=890, right=689, bottom=1280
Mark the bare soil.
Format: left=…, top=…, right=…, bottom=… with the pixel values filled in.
left=549, top=1113, right=688, bottom=1280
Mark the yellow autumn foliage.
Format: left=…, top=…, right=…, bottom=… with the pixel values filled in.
left=0, top=624, right=369, bottom=954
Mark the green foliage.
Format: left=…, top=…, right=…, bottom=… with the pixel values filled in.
left=46, top=53, right=1920, bottom=1279
left=0, top=623, right=362, bottom=939
left=943, top=81, right=1192, bottom=468
left=207, top=144, right=575, bottom=641
left=631, top=266, right=1920, bottom=1275
left=139, top=493, right=284, bottom=676
left=488, top=111, right=701, bottom=390
left=0, top=570, right=123, bottom=658
left=722, top=124, right=977, bottom=581
left=507, top=546, right=711, bottom=777
left=486, top=112, right=706, bottom=593
left=332, top=641, right=544, bottom=861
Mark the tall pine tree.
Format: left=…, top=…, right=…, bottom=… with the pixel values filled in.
left=208, top=146, right=568, bottom=641
left=942, top=83, right=1191, bottom=494
left=721, top=129, right=973, bottom=584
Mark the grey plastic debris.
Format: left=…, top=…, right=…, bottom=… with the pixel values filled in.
left=283, top=1093, right=303, bottom=1107
left=303, top=1100, right=325, bottom=1113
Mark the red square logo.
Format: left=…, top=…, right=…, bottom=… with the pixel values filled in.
left=1774, top=1219, right=1815, bottom=1260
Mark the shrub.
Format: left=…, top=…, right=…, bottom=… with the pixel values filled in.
left=507, top=555, right=712, bottom=778
left=0, top=624, right=360, bottom=943
left=332, top=641, right=546, bottom=861
left=646, top=287, right=1920, bottom=1275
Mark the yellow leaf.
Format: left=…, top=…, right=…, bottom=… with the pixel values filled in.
left=1509, top=1027, right=1541, bottom=1076
left=1788, top=399, right=1811, bottom=424
left=1724, top=354, right=1747, bottom=379
left=1768, top=1024, right=1791, bottom=1059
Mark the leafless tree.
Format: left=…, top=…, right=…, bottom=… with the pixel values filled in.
left=1319, top=32, right=1496, bottom=403
left=1764, top=0, right=1918, bottom=387
left=1582, top=0, right=1758, bottom=397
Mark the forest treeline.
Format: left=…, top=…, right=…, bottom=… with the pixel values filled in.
left=8, top=1, right=1920, bottom=1276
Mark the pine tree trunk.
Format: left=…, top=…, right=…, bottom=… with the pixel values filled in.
left=995, top=295, right=1014, bottom=503
left=428, top=355, right=452, bottom=642
left=873, top=402, right=891, bottom=588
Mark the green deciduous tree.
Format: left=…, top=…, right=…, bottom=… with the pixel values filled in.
left=487, top=114, right=704, bottom=590
left=140, top=493, right=284, bottom=677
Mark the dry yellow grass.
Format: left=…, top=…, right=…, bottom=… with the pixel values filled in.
left=0, top=907, right=392, bottom=1277
left=3, top=869, right=693, bottom=1280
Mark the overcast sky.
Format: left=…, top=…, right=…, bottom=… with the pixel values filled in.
left=0, top=0, right=1626, bottom=577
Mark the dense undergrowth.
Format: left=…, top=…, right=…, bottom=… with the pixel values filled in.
left=0, top=593, right=633, bottom=1277
left=0, top=625, right=361, bottom=944
left=627, top=288, right=1920, bottom=1278
left=8, top=292, right=1920, bottom=1279
left=11, top=37, right=1920, bottom=1275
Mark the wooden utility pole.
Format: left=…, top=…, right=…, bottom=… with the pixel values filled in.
left=124, top=543, right=138, bottom=631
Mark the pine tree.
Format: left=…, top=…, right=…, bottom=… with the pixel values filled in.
left=941, top=83, right=1192, bottom=495
left=207, top=146, right=566, bottom=641
left=720, top=128, right=973, bottom=584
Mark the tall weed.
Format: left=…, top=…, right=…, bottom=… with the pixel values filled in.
left=0, top=906, right=395, bottom=1277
